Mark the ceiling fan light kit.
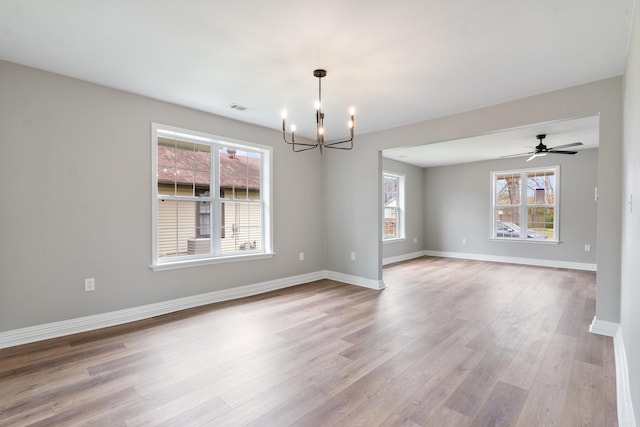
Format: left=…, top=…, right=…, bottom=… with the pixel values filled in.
left=502, top=134, right=583, bottom=161
left=281, top=69, right=355, bottom=154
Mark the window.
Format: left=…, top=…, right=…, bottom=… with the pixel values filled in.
left=383, top=172, right=405, bottom=240
left=152, top=123, right=272, bottom=269
left=491, top=166, right=559, bottom=241
left=196, top=191, right=211, bottom=238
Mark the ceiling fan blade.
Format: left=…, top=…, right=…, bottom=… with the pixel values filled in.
left=503, top=136, right=583, bottom=162
left=500, top=151, right=534, bottom=159
left=548, top=150, right=578, bottom=155
left=550, top=142, right=583, bottom=150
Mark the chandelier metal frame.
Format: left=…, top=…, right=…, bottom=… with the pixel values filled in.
left=281, top=69, right=355, bottom=153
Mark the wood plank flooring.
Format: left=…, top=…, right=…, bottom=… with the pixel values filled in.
left=0, top=257, right=617, bottom=426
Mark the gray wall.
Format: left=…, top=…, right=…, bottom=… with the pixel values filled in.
left=381, top=158, right=425, bottom=261
left=323, top=148, right=382, bottom=280
left=0, top=60, right=626, bottom=363
left=0, top=61, right=326, bottom=332
left=325, top=77, right=622, bottom=324
left=621, top=4, right=640, bottom=424
left=423, top=149, right=598, bottom=264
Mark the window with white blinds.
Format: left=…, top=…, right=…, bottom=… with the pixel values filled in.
left=151, top=123, right=272, bottom=269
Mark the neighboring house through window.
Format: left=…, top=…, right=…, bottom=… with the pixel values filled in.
left=152, top=123, right=272, bottom=269
left=383, top=171, right=405, bottom=240
left=492, top=166, right=559, bottom=241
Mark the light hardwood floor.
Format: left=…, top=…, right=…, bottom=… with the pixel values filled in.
left=0, top=257, right=616, bottom=426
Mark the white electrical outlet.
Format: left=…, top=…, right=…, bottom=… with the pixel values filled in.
left=584, top=244, right=591, bottom=252
left=413, top=237, right=418, bottom=244
left=299, top=252, right=304, bottom=261
left=350, top=252, right=356, bottom=261
left=462, top=238, right=467, bottom=245
left=85, top=278, right=95, bottom=292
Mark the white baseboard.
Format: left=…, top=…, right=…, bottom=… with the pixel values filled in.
left=0, top=270, right=385, bottom=349
left=615, top=329, right=637, bottom=427
left=589, top=316, right=619, bottom=337
left=325, top=270, right=386, bottom=290
left=613, top=325, right=637, bottom=426
left=423, top=250, right=597, bottom=271
left=590, top=317, right=636, bottom=427
left=382, top=251, right=425, bottom=266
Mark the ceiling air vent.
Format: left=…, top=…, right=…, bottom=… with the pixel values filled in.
left=228, top=103, right=249, bottom=112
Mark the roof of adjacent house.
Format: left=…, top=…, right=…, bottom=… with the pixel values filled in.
left=157, top=145, right=260, bottom=190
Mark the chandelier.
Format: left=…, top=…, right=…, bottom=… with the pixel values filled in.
left=281, top=69, right=355, bottom=153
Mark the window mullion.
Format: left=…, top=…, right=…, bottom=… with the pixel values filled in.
left=211, top=144, right=221, bottom=256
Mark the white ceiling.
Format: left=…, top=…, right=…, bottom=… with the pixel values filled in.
left=383, top=115, right=600, bottom=168
left=0, top=0, right=634, bottom=147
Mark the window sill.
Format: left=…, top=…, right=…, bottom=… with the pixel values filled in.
left=383, top=237, right=406, bottom=244
left=489, top=238, right=559, bottom=245
left=151, top=252, right=275, bottom=271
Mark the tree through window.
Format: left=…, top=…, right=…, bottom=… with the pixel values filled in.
left=492, top=167, right=558, bottom=241
left=383, top=172, right=405, bottom=240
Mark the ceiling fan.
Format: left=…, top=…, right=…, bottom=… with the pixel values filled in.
left=502, top=134, right=583, bottom=161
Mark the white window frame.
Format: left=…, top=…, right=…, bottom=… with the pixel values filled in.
left=151, top=123, right=273, bottom=271
left=490, top=166, right=559, bottom=243
left=382, top=171, right=406, bottom=241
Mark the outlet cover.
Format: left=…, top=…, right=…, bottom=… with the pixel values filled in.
left=85, top=278, right=95, bottom=292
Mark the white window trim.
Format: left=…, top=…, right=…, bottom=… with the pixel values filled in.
left=383, top=237, right=407, bottom=244
left=150, top=123, right=273, bottom=270
left=382, top=171, right=406, bottom=241
left=490, top=165, right=560, bottom=243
